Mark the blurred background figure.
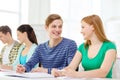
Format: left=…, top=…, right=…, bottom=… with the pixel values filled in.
left=12, top=24, right=38, bottom=70
left=0, top=25, right=21, bottom=69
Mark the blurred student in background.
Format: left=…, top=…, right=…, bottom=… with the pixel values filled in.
left=0, top=25, right=21, bottom=69
left=0, top=24, right=38, bottom=70
left=52, top=14, right=117, bottom=78
left=16, top=14, right=77, bottom=74
left=12, top=24, right=38, bottom=70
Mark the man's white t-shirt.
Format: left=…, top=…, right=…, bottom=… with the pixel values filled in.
left=2, top=41, right=15, bottom=64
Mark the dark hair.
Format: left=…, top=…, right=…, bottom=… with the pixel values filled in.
left=45, top=14, right=63, bottom=27
left=0, top=25, right=12, bottom=36
left=17, top=24, right=38, bottom=45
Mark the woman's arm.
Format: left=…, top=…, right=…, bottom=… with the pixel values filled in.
left=63, top=49, right=116, bottom=78
left=51, top=51, right=82, bottom=77
left=66, top=51, right=82, bottom=70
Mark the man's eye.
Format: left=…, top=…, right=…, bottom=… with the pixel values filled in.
left=52, top=25, right=56, bottom=28
left=59, top=25, right=62, bottom=28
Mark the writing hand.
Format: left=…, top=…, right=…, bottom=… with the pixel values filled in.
left=16, top=64, right=25, bottom=73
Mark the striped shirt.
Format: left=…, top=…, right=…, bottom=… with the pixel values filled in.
left=24, top=37, right=77, bottom=74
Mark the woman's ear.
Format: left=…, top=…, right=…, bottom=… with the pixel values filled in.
left=23, top=32, right=27, bottom=36
left=91, top=25, right=94, bottom=30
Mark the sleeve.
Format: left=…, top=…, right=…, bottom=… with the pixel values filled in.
left=67, top=40, right=77, bottom=64
left=48, top=67, right=65, bottom=74
left=47, top=40, right=77, bottom=74
left=78, top=43, right=85, bottom=55
left=107, top=42, right=117, bottom=50
left=48, top=68, right=52, bottom=74
left=24, top=46, right=41, bottom=72
left=12, top=53, right=20, bottom=70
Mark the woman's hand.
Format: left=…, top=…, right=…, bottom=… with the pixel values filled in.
left=51, top=67, right=74, bottom=77
left=62, top=68, right=77, bottom=78
left=51, top=68, right=63, bottom=77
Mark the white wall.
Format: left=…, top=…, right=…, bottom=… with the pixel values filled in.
left=28, top=0, right=50, bottom=44
left=101, top=0, right=120, bottom=57
left=50, top=0, right=101, bottom=45
left=26, top=0, right=120, bottom=57
left=113, top=58, right=120, bottom=78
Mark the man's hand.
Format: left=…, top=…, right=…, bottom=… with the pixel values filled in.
left=31, top=67, right=48, bottom=73
left=16, top=64, right=25, bottom=73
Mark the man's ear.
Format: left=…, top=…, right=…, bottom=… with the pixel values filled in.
left=45, top=25, right=48, bottom=30
left=6, top=32, right=11, bottom=36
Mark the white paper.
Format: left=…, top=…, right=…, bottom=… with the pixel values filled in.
left=5, top=72, right=54, bottom=79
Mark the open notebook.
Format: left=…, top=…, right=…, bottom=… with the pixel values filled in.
left=5, top=72, right=54, bottom=79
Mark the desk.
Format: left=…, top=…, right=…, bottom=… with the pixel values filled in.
left=57, top=77, right=119, bottom=80
left=0, top=71, right=56, bottom=80
left=0, top=71, right=119, bottom=80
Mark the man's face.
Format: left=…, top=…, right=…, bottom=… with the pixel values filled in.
left=0, top=32, right=8, bottom=44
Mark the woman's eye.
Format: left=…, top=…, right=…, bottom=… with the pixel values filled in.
left=81, top=26, right=84, bottom=29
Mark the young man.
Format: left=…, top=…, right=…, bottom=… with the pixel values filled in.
left=0, top=25, right=21, bottom=69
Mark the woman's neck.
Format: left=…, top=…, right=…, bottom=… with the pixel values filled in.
left=24, top=40, right=33, bottom=48
left=22, top=41, right=33, bottom=56
left=90, top=35, right=102, bottom=45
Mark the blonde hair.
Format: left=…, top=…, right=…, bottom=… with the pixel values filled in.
left=81, top=14, right=109, bottom=47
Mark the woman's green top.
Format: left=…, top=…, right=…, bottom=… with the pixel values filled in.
left=78, top=41, right=116, bottom=78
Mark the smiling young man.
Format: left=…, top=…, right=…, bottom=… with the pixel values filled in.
left=16, top=14, right=77, bottom=74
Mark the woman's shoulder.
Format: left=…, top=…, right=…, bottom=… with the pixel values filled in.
left=19, top=44, right=25, bottom=49
left=32, top=43, right=38, bottom=47
left=103, top=41, right=116, bottom=46
left=103, top=41, right=116, bottom=49
left=29, top=43, right=38, bottom=51
left=78, top=43, right=85, bottom=48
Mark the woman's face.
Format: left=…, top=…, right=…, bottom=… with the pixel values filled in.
left=46, top=19, right=63, bottom=39
left=81, top=21, right=94, bottom=40
left=17, top=31, right=26, bottom=43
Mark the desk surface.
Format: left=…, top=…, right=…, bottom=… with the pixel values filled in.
left=0, top=71, right=119, bottom=80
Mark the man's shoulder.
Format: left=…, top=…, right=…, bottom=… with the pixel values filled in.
left=63, top=37, right=76, bottom=43
left=14, top=41, right=21, bottom=47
